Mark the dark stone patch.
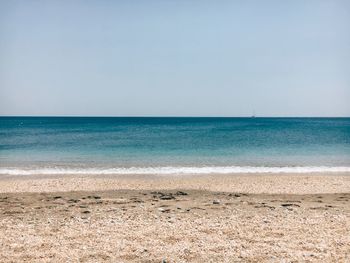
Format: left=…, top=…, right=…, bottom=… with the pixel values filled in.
left=87, top=195, right=101, bottom=199
left=175, top=191, right=188, bottom=196
left=228, top=193, right=241, bottom=197
left=158, top=208, right=171, bottom=213
left=152, top=192, right=176, bottom=200
left=160, top=195, right=175, bottom=200
left=281, top=203, right=300, bottom=207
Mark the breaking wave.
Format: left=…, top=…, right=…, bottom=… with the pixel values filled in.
left=1, top=166, right=350, bottom=176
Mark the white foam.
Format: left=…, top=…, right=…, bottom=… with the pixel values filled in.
left=1, top=166, right=350, bottom=176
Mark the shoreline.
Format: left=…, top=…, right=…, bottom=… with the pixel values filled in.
left=2, top=165, right=350, bottom=176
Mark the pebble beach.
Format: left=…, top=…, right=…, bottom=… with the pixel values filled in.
left=0, top=173, right=349, bottom=262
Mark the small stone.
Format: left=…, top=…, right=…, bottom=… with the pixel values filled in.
left=213, top=200, right=221, bottom=205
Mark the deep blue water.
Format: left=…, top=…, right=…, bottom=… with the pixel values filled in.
left=0, top=117, right=350, bottom=174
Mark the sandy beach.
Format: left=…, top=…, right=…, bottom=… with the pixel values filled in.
left=2, top=0, right=350, bottom=260
left=0, top=173, right=349, bottom=262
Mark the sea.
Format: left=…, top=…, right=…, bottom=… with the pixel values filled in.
left=0, top=117, right=349, bottom=175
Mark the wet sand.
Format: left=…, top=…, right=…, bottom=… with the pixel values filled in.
left=0, top=173, right=349, bottom=262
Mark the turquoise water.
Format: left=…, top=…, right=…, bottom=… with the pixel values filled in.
left=0, top=117, right=349, bottom=175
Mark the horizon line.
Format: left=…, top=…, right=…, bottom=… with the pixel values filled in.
left=0, top=115, right=349, bottom=118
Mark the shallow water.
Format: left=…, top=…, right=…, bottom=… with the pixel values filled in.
left=0, top=117, right=349, bottom=174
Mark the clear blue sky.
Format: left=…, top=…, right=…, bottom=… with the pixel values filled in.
left=1, top=0, right=349, bottom=116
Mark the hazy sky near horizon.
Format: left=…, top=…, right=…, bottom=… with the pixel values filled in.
left=0, top=0, right=349, bottom=117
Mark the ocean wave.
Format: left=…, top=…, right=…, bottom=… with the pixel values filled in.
left=1, top=166, right=350, bottom=175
